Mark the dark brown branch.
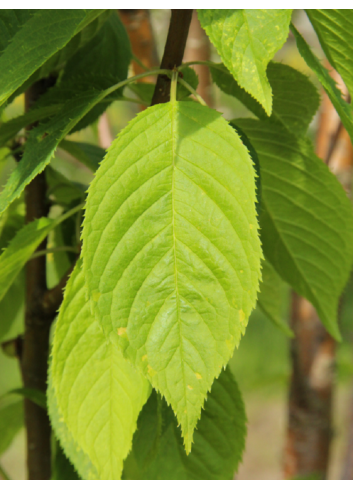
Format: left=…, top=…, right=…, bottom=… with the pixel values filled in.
left=151, top=9, right=193, bottom=106
left=20, top=78, right=56, bottom=480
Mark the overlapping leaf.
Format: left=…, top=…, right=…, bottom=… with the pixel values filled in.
left=198, top=9, right=292, bottom=114
left=306, top=10, right=353, bottom=98
left=123, top=369, right=246, bottom=480
left=212, top=62, right=320, bottom=136
left=257, top=260, right=292, bottom=337
left=0, top=13, right=131, bottom=215
left=235, top=119, right=353, bottom=340
left=291, top=23, right=353, bottom=143
left=0, top=9, right=106, bottom=107
left=59, top=140, right=105, bottom=173
left=49, top=260, right=151, bottom=480
left=82, top=101, right=262, bottom=451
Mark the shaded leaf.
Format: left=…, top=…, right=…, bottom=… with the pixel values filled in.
left=257, top=260, right=292, bottom=337
left=0, top=9, right=106, bottom=107
left=59, top=140, right=105, bottom=173
left=198, top=9, right=292, bottom=114
left=82, top=101, right=262, bottom=451
left=124, top=369, right=246, bottom=480
left=306, top=9, right=353, bottom=99
left=235, top=119, right=353, bottom=340
left=212, top=62, right=320, bottom=136
left=291, top=22, right=353, bottom=143
left=49, top=260, right=151, bottom=480
left=52, top=442, right=80, bottom=480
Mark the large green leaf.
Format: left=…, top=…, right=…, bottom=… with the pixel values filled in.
left=0, top=9, right=106, bottom=107
left=49, top=260, right=151, bottom=480
left=306, top=10, right=353, bottom=98
left=235, top=119, right=353, bottom=340
left=212, top=62, right=320, bottom=136
left=123, top=369, right=246, bottom=480
left=291, top=23, right=353, bottom=143
left=257, top=260, right=292, bottom=337
left=82, top=101, right=262, bottom=451
left=198, top=9, right=292, bottom=115
left=0, top=400, right=23, bottom=455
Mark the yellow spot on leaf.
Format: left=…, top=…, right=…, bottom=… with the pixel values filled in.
left=249, top=224, right=253, bottom=230
left=142, top=355, right=148, bottom=362
left=147, top=365, right=156, bottom=377
left=187, top=385, right=193, bottom=390
left=239, top=309, right=245, bottom=323
left=195, top=373, right=202, bottom=380
left=117, top=327, right=127, bottom=337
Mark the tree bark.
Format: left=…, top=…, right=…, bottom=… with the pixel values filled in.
left=151, top=9, right=193, bottom=106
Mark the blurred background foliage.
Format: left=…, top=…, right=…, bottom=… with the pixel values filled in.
left=0, top=9, right=352, bottom=479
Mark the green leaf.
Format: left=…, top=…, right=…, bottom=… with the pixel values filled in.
left=49, top=260, right=151, bottom=480
left=0, top=205, right=81, bottom=301
left=0, top=10, right=36, bottom=52
left=257, top=260, right=292, bottom=337
left=82, top=101, right=262, bottom=451
left=0, top=9, right=106, bottom=107
left=0, top=272, right=24, bottom=342
left=0, top=104, right=62, bottom=148
left=59, top=140, right=105, bottom=173
left=235, top=119, right=353, bottom=340
left=8, top=387, right=46, bottom=409
left=46, top=166, right=85, bottom=207
left=291, top=23, right=353, bottom=143
left=198, top=9, right=292, bottom=114
left=306, top=10, right=353, bottom=99
left=124, top=369, right=246, bottom=480
left=212, top=62, right=320, bottom=136
left=0, top=400, right=23, bottom=455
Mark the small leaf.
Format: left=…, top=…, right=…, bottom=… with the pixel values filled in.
left=0, top=217, right=52, bottom=301
left=257, top=260, right=292, bottom=337
left=235, top=119, right=353, bottom=340
left=0, top=9, right=106, bottom=107
left=59, top=140, right=105, bottom=173
left=0, top=400, right=23, bottom=456
left=9, top=387, right=46, bottom=409
left=49, top=260, right=151, bottom=480
left=124, top=369, right=246, bottom=480
left=291, top=22, right=353, bottom=143
left=198, top=9, right=292, bottom=114
left=306, top=10, right=353, bottom=99
left=82, top=101, right=262, bottom=451
left=0, top=206, right=80, bottom=301
left=212, top=62, right=320, bottom=136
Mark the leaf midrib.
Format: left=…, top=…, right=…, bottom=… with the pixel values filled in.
left=171, top=101, right=188, bottom=439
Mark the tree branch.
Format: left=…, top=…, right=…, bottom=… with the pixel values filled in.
left=151, top=9, right=193, bottom=106
left=20, top=78, right=56, bottom=480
